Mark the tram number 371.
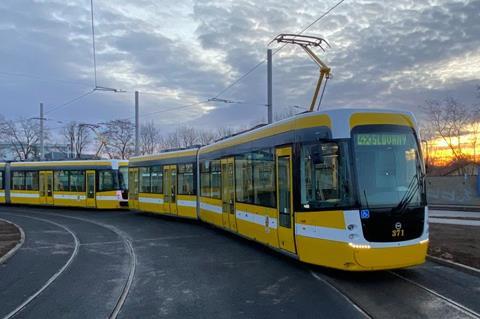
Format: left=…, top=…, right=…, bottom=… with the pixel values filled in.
left=392, top=222, right=405, bottom=237
left=392, top=229, right=405, bottom=237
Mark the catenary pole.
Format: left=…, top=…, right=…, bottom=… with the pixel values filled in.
left=267, top=49, right=273, bottom=124
left=40, top=102, right=44, bottom=160
left=135, top=91, right=140, bottom=156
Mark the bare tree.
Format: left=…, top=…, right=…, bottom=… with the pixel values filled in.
left=421, top=97, right=470, bottom=166
left=100, top=120, right=135, bottom=159
left=216, top=126, right=234, bottom=140
left=0, top=117, right=42, bottom=160
left=177, top=126, right=198, bottom=148
left=197, top=130, right=216, bottom=146
left=140, top=121, right=160, bottom=155
left=469, top=109, right=480, bottom=163
left=62, top=122, right=91, bottom=159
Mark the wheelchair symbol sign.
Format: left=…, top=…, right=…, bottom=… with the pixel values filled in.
left=360, top=210, right=370, bottom=219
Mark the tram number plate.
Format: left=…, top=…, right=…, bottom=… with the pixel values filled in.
left=391, top=229, right=405, bottom=237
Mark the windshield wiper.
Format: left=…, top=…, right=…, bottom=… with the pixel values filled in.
left=363, top=189, right=371, bottom=211
left=394, top=173, right=420, bottom=213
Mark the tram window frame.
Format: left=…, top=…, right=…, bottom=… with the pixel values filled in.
left=235, top=153, right=255, bottom=205
left=200, top=161, right=211, bottom=197
left=139, top=167, right=151, bottom=193
left=69, top=170, right=85, bottom=192
left=178, top=163, right=196, bottom=195
left=25, top=171, right=39, bottom=191
left=150, top=166, right=163, bottom=194
left=54, top=170, right=70, bottom=192
left=297, top=140, right=355, bottom=211
left=12, top=171, right=26, bottom=190
left=235, top=149, right=276, bottom=208
left=98, top=170, right=119, bottom=192
left=252, top=149, right=276, bottom=208
left=200, top=160, right=221, bottom=199
left=210, top=160, right=221, bottom=199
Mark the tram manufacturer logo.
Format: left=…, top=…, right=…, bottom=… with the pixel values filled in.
left=395, top=222, right=402, bottom=230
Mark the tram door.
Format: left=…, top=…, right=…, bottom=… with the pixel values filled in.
left=86, top=170, right=96, bottom=208
left=129, top=168, right=139, bottom=209
left=276, top=147, right=296, bottom=253
left=221, top=157, right=237, bottom=232
left=164, top=165, right=178, bottom=215
left=39, top=171, right=53, bottom=205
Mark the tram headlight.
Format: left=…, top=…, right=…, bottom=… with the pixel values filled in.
left=348, top=243, right=371, bottom=249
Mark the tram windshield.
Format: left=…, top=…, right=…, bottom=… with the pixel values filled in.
left=300, top=141, right=355, bottom=209
left=353, top=125, right=424, bottom=208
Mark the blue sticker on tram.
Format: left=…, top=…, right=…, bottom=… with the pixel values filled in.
left=360, top=210, right=370, bottom=219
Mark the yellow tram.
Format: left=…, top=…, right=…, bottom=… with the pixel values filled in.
left=128, top=149, right=199, bottom=218
left=0, top=160, right=128, bottom=209
left=129, top=109, right=429, bottom=271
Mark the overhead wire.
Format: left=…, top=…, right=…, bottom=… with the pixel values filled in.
left=31, top=0, right=345, bottom=129
left=106, top=0, right=345, bottom=123
left=45, top=89, right=95, bottom=115
left=211, top=0, right=345, bottom=99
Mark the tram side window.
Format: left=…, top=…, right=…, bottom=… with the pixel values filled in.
left=178, top=163, right=195, bottom=195
left=98, top=170, right=118, bottom=192
left=69, top=170, right=85, bottom=192
left=0, top=171, right=3, bottom=189
left=54, top=171, right=69, bottom=191
left=211, top=160, right=221, bottom=199
left=139, top=167, right=151, bottom=193
left=25, top=171, right=39, bottom=191
left=300, top=142, right=354, bottom=209
left=200, top=161, right=211, bottom=197
left=235, top=153, right=254, bottom=204
left=253, top=149, right=276, bottom=208
left=151, top=166, right=163, bottom=193
left=12, top=172, right=26, bottom=190
left=200, top=160, right=221, bottom=199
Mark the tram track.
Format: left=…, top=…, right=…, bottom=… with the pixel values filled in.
left=309, top=270, right=373, bottom=319
left=26, top=209, right=137, bottom=319
left=0, top=213, right=80, bottom=319
left=310, top=266, right=480, bottom=319
left=387, top=270, right=480, bottom=319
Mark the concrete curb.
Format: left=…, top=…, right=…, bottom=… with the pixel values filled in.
left=427, top=255, right=480, bottom=277
left=0, top=218, right=25, bottom=265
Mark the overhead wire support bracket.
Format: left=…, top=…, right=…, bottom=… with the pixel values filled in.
left=270, top=34, right=331, bottom=112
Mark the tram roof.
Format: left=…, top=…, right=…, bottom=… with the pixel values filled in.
left=199, top=108, right=417, bottom=154
left=129, top=147, right=199, bottom=163
left=9, top=159, right=127, bottom=169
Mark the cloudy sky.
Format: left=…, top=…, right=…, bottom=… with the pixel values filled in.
left=0, top=0, right=479, bottom=136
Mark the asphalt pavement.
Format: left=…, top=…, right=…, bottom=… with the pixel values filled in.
left=0, top=206, right=479, bottom=319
